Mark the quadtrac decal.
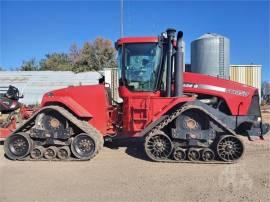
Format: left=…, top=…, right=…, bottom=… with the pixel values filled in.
left=183, top=83, right=249, bottom=97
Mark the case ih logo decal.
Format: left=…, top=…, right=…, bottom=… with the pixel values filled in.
left=183, top=83, right=249, bottom=97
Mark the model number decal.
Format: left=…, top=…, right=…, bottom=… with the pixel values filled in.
left=183, top=83, right=249, bottom=97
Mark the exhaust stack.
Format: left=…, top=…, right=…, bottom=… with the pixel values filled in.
left=175, top=31, right=184, bottom=96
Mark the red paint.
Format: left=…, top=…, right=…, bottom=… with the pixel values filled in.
left=2, top=72, right=258, bottom=139
left=116, top=37, right=158, bottom=46
left=0, top=115, right=16, bottom=140
left=41, top=85, right=110, bottom=135
left=0, top=128, right=13, bottom=140
left=183, top=72, right=256, bottom=115
left=39, top=72, right=257, bottom=137
left=118, top=86, right=195, bottom=136
left=0, top=105, right=35, bottom=140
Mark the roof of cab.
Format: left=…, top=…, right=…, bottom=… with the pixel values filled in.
left=116, top=37, right=158, bottom=46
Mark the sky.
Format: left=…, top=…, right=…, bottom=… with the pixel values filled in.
left=0, top=0, right=269, bottom=81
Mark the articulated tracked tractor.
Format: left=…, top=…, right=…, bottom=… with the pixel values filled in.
left=4, top=29, right=269, bottom=163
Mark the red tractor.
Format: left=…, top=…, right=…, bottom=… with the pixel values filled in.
left=0, top=85, right=34, bottom=140
left=4, top=29, right=269, bottom=162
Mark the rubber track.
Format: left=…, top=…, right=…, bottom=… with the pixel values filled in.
left=9, top=105, right=104, bottom=161
left=145, top=104, right=241, bottom=164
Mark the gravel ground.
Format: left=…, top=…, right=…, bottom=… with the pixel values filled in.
left=0, top=114, right=269, bottom=202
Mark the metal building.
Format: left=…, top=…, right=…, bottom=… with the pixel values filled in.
left=0, top=71, right=101, bottom=105
left=191, top=33, right=230, bottom=79
left=230, top=64, right=262, bottom=99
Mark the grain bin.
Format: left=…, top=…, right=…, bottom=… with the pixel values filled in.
left=191, top=33, right=230, bottom=79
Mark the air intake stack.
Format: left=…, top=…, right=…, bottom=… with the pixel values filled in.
left=166, top=28, right=176, bottom=97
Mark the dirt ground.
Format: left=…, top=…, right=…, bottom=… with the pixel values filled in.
left=0, top=112, right=269, bottom=202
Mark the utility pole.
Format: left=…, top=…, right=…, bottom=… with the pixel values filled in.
left=120, top=0, right=124, bottom=37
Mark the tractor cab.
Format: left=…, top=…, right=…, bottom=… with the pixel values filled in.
left=115, top=29, right=188, bottom=135
left=116, top=37, right=162, bottom=92
left=116, top=29, right=184, bottom=98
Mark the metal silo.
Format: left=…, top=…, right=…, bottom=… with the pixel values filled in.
left=191, top=33, right=230, bottom=79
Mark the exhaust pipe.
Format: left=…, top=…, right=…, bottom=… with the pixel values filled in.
left=175, top=31, right=184, bottom=97
left=166, top=28, right=176, bottom=97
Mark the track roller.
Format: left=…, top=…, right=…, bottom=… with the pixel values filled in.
left=187, top=148, right=200, bottom=161
left=57, top=146, right=71, bottom=160
left=216, top=135, right=244, bottom=162
left=4, top=132, right=33, bottom=160
left=30, top=146, right=45, bottom=159
left=44, top=146, right=58, bottom=160
left=201, top=148, right=215, bottom=161
left=172, top=148, right=186, bottom=161
left=144, top=130, right=173, bottom=161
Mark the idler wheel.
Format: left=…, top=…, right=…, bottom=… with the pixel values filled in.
left=71, top=133, right=98, bottom=160
left=216, top=135, right=244, bottom=162
left=144, top=131, right=173, bottom=161
left=4, top=133, right=33, bottom=160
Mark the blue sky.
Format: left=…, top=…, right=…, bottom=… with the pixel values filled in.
left=0, top=0, right=269, bottom=81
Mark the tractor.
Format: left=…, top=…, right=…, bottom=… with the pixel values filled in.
left=0, top=85, right=34, bottom=140
left=4, top=29, right=269, bottom=162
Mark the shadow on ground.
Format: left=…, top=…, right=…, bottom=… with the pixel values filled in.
left=105, top=138, right=151, bottom=162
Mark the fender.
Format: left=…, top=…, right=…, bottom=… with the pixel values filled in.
left=41, top=96, right=92, bottom=118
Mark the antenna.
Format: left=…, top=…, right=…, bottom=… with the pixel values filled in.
left=120, top=0, right=124, bottom=37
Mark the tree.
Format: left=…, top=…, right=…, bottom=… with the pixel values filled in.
left=69, top=43, right=80, bottom=65
left=262, top=81, right=270, bottom=96
left=17, top=36, right=117, bottom=72
left=40, top=53, right=72, bottom=71
left=20, top=58, right=39, bottom=71
left=91, top=37, right=117, bottom=70
left=71, top=38, right=117, bottom=72
left=72, top=42, right=93, bottom=72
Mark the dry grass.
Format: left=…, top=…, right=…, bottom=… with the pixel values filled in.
left=261, top=105, right=270, bottom=123
left=262, top=112, right=270, bottom=123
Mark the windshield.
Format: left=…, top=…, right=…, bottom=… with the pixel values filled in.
left=118, top=43, right=161, bottom=91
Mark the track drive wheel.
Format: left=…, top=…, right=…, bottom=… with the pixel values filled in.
left=4, top=133, right=33, bottom=160
left=216, top=135, right=244, bottom=162
left=173, top=148, right=186, bottom=161
left=144, top=130, right=173, bottom=161
left=71, top=133, right=99, bottom=160
left=36, top=111, right=68, bottom=131
left=177, top=110, right=209, bottom=132
left=57, top=146, right=71, bottom=160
